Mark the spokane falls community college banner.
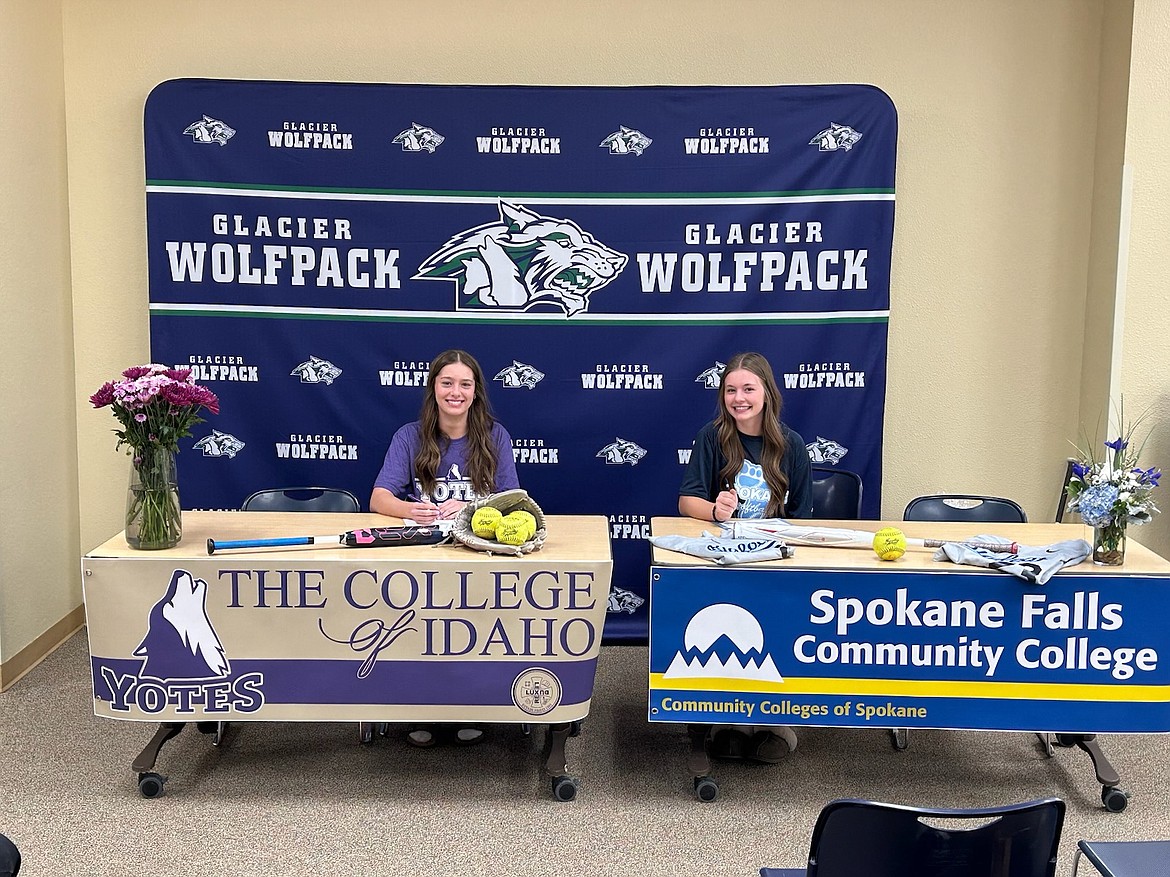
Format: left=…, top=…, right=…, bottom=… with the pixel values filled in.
left=144, top=79, right=897, bottom=641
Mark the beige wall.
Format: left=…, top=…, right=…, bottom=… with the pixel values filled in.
left=5, top=0, right=1169, bottom=662
left=1121, top=0, right=1170, bottom=559
left=0, top=0, right=80, bottom=670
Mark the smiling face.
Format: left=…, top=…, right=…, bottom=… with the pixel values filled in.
left=433, top=361, right=476, bottom=428
left=722, top=368, right=767, bottom=435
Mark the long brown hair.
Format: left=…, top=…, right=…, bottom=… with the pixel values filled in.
left=414, top=349, right=498, bottom=496
left=715, top=352, right=790, bottom=517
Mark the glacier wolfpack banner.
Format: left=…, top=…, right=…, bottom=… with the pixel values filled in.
left=649, top=566, right=1170, bottom=732
left=144, top=79, right=897, bottom=640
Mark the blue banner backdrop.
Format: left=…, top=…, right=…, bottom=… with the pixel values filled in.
left=144, top=79, right=897, bottom=640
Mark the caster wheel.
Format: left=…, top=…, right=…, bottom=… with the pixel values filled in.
left=890, top=728, right=909, bottom=751
left=1102, top=786, right=1129, bottom=812
left=552, top=775, right=579, bottom=802
left=694, top=776, right=719, bottom=802
left=137, top=772, right=167, bottom=799
left=1054, top=733, right=1079, bottom=748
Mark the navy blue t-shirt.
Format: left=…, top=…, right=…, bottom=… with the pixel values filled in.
left=679, top=421, right=813, bottom=518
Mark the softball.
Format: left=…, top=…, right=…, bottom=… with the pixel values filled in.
left=495, top=518, right=528, bottom=546
left=873, top=526, right=907, bottom=561
left=471, top=506, right=503, bottom=538
left=505, top=510, right=537, bottom=540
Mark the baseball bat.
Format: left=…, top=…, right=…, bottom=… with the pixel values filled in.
left=207, top=525, right=444, bottom=555
left=727, top=521, right=1019, bottom=553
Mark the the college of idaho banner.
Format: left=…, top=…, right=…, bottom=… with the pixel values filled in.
left=144, top=79, right=897, bottom=641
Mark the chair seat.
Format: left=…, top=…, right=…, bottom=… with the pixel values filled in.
left=1074, top=840, right=1170, bottom=877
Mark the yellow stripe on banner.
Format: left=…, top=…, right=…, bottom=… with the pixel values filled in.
left=647, top=673, right=1170, bottom=703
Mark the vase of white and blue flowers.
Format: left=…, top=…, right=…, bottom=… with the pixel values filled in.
left=1065, top=407, right=1161, bottom=566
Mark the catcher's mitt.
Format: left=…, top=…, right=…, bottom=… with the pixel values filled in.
left=451, top=489, right=548, bottom=555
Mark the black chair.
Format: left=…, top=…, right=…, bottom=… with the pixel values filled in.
left=904, top=494, right=1027, bottom=523
left=811, top=467, right=863, bottom=519
left=241, top=486, right=361, bottom=513
left=1072, top=839, right=1170, bottom=876
left=1055, top=458, right=1077, bottom=522
left=892, top=493, right=1026, bottom=751
left=0, top=831, right=20, bottom=877
left=761, top=797, right=1065, bottom=877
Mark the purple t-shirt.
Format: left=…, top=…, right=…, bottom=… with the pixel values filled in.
left=373, top=420, right=520, bottom=502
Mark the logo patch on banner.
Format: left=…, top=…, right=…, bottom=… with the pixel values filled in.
left=806, top=436, right=849, bottom=465
left=183, top=115, right=235, bottom=145
left=194, top=430, right=246, bottom=458
left=291, top=356, right=342, bottom=385
left=415, top=201, right=628, bottom=316
left=494, top=360, right=545, bottom=389
left=511, top=667, right=563, bottom=716
left=810, top=122, right=863, bottom=152
left=607, top=587, right=646, bottom=614
left=695, top=362, right=726, bottom=389
left=392, top=122, right=445, bottom=153
left=599, top=126, right=653, bottom=155
left=597, top=438, right=647, bottom=466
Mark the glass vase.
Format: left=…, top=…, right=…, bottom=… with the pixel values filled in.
left=125, top=447, right=182, bottom=550
left=1092, top=520, right=1126, bottom=566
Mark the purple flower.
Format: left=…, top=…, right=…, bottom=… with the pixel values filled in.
left=89, top=382, right=116, bottom=408
left=1072, top=461, right=1090, bottom=479
left=1105, top=437, right=1128, bottom=451
left=134, top=413, right=147, bottom=423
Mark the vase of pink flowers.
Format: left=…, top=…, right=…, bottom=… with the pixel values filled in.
left=90, top=364, right=219, bottom=549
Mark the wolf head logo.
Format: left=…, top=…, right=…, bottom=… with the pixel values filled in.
left=599, top=126, right=653, bottom=156
left=134, top=570, right=230, bottom=681
left=607, top=587, right=646, bottom=614
left=392, top=122, right=445, bottom=153
left=494, top=360, right=546, bottom=389
left=291, top=356, right=342, bottom=385
left=806, top=436, right=849, bottom=464
left=597, top=438, right=647, bottom=466
left=183, top=115, right=236, bottom=146
left=414, top=201, right=628, bottom=317
left=695, top=362, right=726, bottom=389
left=810, top=122, right=862, bottom=152
left=193, top=430, right=245, bottom=458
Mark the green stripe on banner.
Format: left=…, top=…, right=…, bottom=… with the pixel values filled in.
left=146, top=179, right=895, bottom=203
left=149, top=304, right=890, bottom=326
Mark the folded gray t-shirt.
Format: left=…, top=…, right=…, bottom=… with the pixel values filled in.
left=932, top=535, right=1091, bottom=585
left=649, top=532, right=794, bottom=565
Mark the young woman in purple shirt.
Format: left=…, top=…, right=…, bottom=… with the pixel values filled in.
left=370, top=349, right=519, bottom=747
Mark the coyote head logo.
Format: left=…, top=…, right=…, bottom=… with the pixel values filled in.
left=494, top=360, right=546, bottom=389
left=194, top=430, right=245, bottom=458
left=695, top=362, right=726, bottom=389
left=597, top=438, right=647, bottom=466
left=392, top=122, right=445, bottom=153
left=806, top=436, right=849, bottom=465
left=414, top=201, right=628, bottom=317
left=599, top=126, right=653, bottom=156
left=810, top=122, right=862, bottom=152
left=134, top=570, right=230, bottom=681
left=291, top=356, right=342, bottom=385
left=183, top=115, right=236, bottom=146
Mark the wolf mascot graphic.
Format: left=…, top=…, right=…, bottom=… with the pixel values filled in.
left=806, top=436, right=849, bottom=465
left=494, top=360, right=546, bottom=389
left=194, top=430, right=245, bottom=458
left=392, top=122, right=445, bottom=153
left=415, top=201, right=628, bottom=317
left=599, top=126, right=653, bottom=156
left=810, top=122, right=863, bottom=152
left=134, top=570, right=230, bottom=681
left=291, top=356, right=342, bottom=385
left=183, top=115, right=236, bottom=146
left=695, top=362, right=726, bottom=389
left=597, top=438, right=647, bottom=466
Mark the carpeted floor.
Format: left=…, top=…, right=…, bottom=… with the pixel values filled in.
left=2, top=631, right=1167, bottom=876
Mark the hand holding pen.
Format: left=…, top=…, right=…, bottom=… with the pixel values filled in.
left=712, top=481, right=738, bottom=523
left=406, top=493, right=441, bottom=523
